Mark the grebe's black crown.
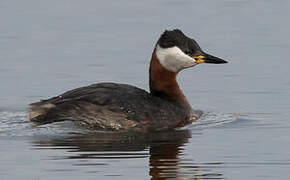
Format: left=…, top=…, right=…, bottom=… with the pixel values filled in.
left=157, top=29, right=203, bottom=56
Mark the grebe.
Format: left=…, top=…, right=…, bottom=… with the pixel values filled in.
left=28, top=29, right=227, bottom=132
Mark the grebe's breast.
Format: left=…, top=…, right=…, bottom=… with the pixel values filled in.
left=29, top=83, right=192, bottom=131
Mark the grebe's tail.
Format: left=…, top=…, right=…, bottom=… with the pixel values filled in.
left=28, top=100, right=68, bottom=125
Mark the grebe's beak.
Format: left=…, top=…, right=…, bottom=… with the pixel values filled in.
left=193, top=53, right=228, bottom=64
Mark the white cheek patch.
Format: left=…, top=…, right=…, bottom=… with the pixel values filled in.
left=156, top=45, right=197, bottom=72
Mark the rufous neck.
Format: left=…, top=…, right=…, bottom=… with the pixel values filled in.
left=149, top=49, right=191, bottom=110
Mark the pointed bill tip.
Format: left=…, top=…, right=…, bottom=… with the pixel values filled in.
left=203, top=53, right=228, bottom=64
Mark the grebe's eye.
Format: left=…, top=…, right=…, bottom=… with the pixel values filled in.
left=184, top=50, right=191, bottom=55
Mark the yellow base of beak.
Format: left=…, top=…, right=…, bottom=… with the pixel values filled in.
left=193, top=55, right=205, bottom=64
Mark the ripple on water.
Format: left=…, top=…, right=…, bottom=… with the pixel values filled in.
left=189, top=111, right=238, bottom=130
left=0, top=111, right=28, bottom=135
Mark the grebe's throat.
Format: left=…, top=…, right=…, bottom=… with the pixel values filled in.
left=149, top=48, right=191, bottom=110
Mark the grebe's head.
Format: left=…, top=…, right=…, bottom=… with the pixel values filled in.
left=156, top=29, right=228, bottom=72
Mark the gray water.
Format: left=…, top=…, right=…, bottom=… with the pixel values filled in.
left=1, top=0, right=290, bottom=179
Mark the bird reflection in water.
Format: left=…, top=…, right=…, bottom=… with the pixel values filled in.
left=32, top=130, right=223, bottom=179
